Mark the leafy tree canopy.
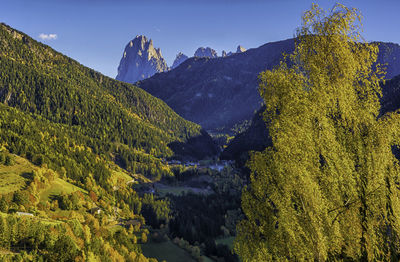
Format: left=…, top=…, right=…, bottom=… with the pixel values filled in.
left=235, top=4, right=400, bottom=261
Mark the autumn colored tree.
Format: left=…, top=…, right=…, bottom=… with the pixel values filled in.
left=235, top=4, right=400, bottom=261
left=89, top=190, right=98, bottom=202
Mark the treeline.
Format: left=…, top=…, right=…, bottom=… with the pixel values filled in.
left=0, top=151, right=14, bottom=166
left=168, top=193, right=240, bottom=244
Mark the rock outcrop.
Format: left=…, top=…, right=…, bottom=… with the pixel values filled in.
left=222, top=45, right=246, bottom=57
left=194, top=47, right=218, bottom=58
left=116, top=35, right=168, bottom=83
left=236, top=45, right=246, bottom=53
left=172, top=52, right=189, bottom=69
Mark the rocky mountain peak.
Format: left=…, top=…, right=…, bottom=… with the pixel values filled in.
left=194, top=47, right=218, bottom=58
left=221, top=46, right=246, bottom=58
left=172, top=52, right=189, bottom=69
left=116, top=35, right=168, bottom=83
left=236, top=45, right=246, bottom=53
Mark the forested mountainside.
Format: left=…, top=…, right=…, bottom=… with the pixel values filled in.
left=0, top=23, right=217, bottom=162
left=137, top=39, right=400, bottom=131
left=223, top=74, right=400, bottom=165
left=0, top=23, right=223, bottom=261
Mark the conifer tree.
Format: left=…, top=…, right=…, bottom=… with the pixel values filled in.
left=235, top=4, right=400, bottom=261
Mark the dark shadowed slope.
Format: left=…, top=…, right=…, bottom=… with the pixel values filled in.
left=137, top=39, right=295, bottom=131
left=223, top=73, right=400, bottom=165
left=220, top=106, right=270, bottom=165
left=137, top=40, right=400, bottom=131
left=381, top=74, right=400, bottom=115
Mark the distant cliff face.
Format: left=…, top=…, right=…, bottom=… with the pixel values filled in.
left=194, top=47, right=218, bottom=58
left=116, top=35, right=168, bottom=83
left=172, top=52, right=189, bottom=69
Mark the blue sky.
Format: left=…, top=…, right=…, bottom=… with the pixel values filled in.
left=1, top=0, right=399, bottom=77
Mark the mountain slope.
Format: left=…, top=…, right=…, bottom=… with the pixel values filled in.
left=0, top=23, right=217, bottom=166
left=172, top=52, right=189, bottom=69
left=381, top=74, right=400, bottom=115
left=137, top=39, right=400, bottom=131
left=375, top=42, right=400, bottom=80
left=0, top=24, right=187, bottom=261
left=137, top=39, right=295, bottom=130
left=222, top=73, right=400, bottom=164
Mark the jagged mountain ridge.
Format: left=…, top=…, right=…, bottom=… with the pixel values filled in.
left=137, top=39, right=400, bottom=131
left=116, top=34, right=247, bottom=83
left=137, top=38, right=296, bottom=130
left=222, top=45, right=247, bottom=57
left=116, top=35, right=168, bottom=83
left=194, top=47, right=218, bottom=58
left=172, top=52, right=189, bottom=69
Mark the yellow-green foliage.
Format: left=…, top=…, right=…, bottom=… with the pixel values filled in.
left=39, top=178, right=87, bottom=202
left=0, top=153, right=86, bottom=201
left=235, top=4, right=400, bottom=261
left=111, top=169, right=134, bottom=185
left=0, top=155, right=31, bottom=194
left=0, top=213, right=149, bottom=261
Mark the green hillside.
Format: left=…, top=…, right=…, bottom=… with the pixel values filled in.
left=0, top=154, right=32, bottom=194
left=0, top=148, right=157, bottom=260
left=0, top=23, right=219, bottom=261
left=0, top=23, right=217, bottom=180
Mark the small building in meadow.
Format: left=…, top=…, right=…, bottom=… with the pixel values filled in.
left=89, top=207, right=102, bottom=215
left=16, top=212, right=34, bottom=217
